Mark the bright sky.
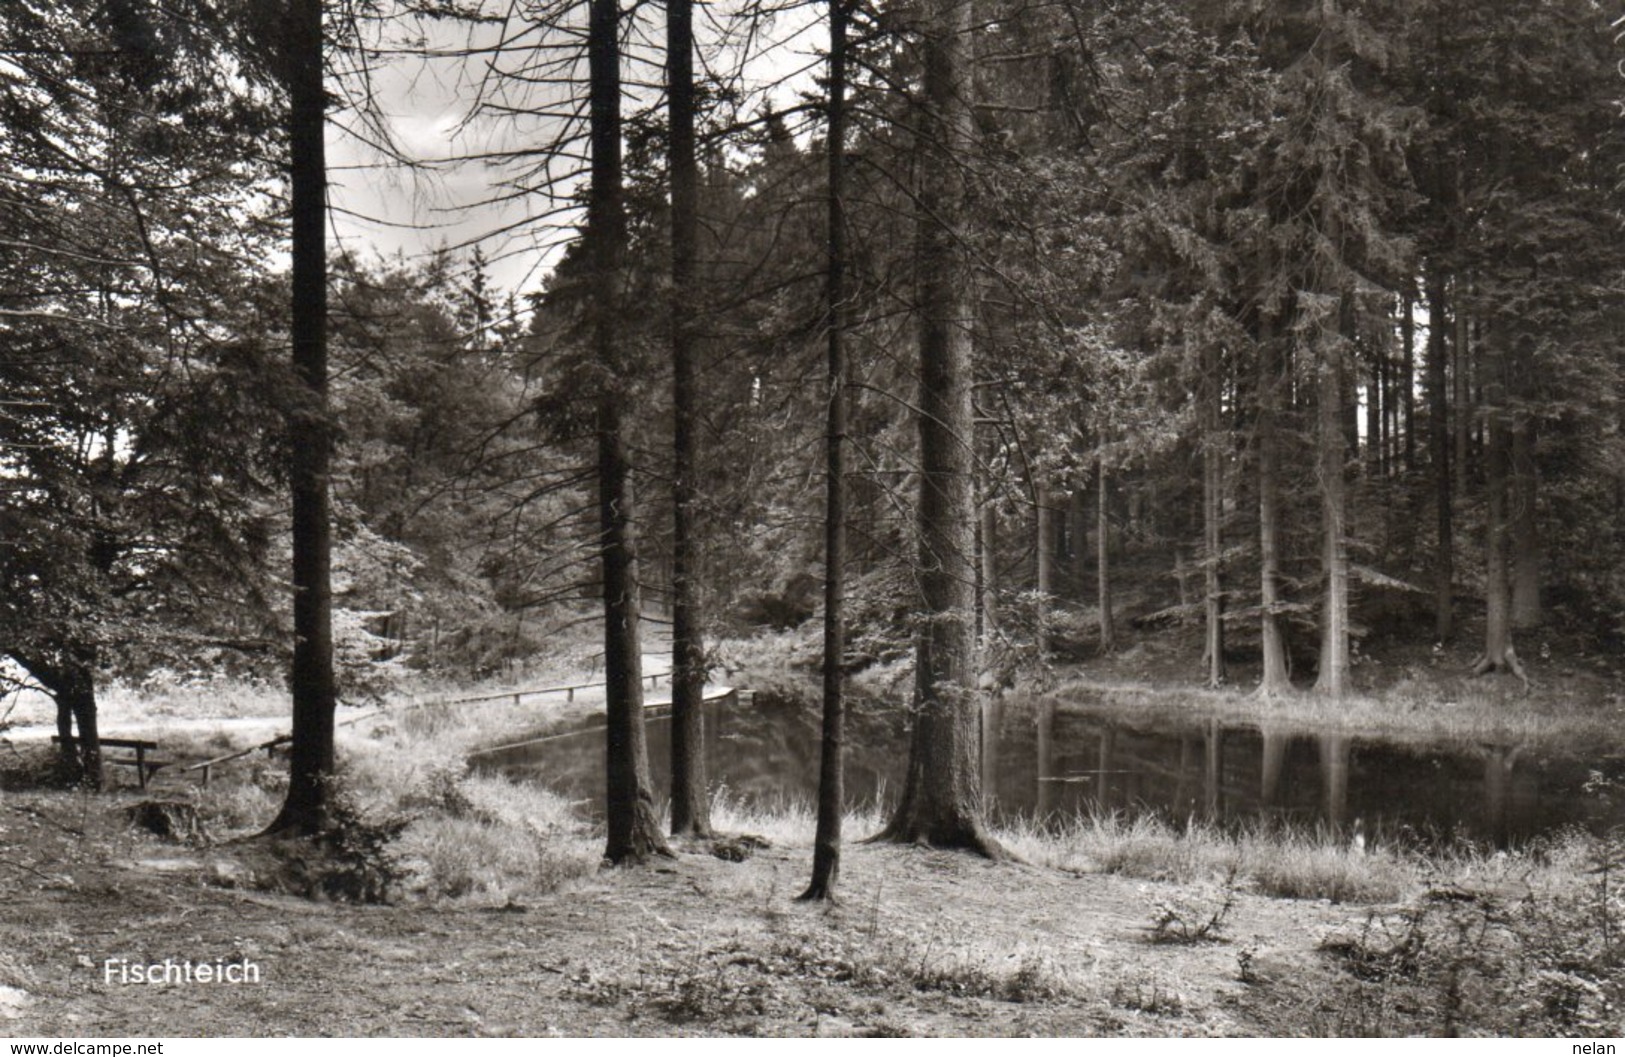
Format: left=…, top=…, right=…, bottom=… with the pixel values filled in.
left=325, top=1, right=826, bottom=301
left=324, top=14, right=576, bottom=298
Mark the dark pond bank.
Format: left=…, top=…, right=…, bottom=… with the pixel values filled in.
left=475, top=689, right=1625, bottom=847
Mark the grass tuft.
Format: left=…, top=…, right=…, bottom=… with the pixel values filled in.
left=998, top=810, right=1409, bottom=903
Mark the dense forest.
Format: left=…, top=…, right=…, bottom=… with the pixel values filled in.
left=3, top=0, right=1623, bottom=870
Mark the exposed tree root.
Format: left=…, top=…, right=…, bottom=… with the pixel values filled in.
left=669, top=819, right=714, bottom=841
left=604, top=842, right=677, bottom=867
left=796, top=875, right=837, bottom=903
left=798, top=837, right=840, bottom=902
left=1253, top=679, right=1295, bottom=701
left=868, top=819, right=1011, bottom=862
left=604, top=802, right=677, bottom=866
left=1471, top=647, right=1530, bottom=691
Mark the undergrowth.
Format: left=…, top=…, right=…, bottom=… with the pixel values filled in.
left=1302, top=828, right=1625, bottom=1036
left=1148, top=866, right=1239, bottom=943
left=571, top=923, right=1084, bottom=1030
left=998, top=810, right=1409, bottom=904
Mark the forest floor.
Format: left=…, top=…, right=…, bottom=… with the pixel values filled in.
left=1, top=771, right=1594, bottom=1040
left=2, top=718, right=1621, bottom=1037
left=2, top=621, right=1622, bottom=1037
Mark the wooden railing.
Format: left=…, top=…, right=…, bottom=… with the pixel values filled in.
left=466, top=685, right=739, bottom=758
left=174, top=671, right=738, bottom=786
left=438, top=669, right=670, bottom=708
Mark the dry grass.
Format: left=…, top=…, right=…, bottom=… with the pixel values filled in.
left=699, top=789, right=1424, bottom=908
left=391, top=775, right=601, bottom=900
left=706, top=789, right=888, bottom=846
left=307, top=713, right=603, bottom=902
left=999, top=811, right=1415, bottom=904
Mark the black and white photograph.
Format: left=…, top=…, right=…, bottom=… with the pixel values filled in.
left=2, top=0, right=1624, bottom=1039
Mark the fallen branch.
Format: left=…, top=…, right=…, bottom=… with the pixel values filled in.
left=0, top=856, right=56, bottom=882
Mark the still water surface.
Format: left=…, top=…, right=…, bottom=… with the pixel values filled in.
left=477, top=691, right=1625, bottom=847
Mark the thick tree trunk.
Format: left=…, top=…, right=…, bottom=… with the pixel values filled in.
left=593, top=0, right=671, bottom=864
left=1426, top=268, right=1453, bottom=642
left=802, top=0, right=848, bottom=901
left=54, top=689, right=76, bottom=775
left=1201, top=340, right=1224, bottom=688
left=26, top=650, right=102, bottom=788
left=1097, top=463, right=1114, bottom=655
left=267, top=0, right=336, bottom=836
left=1481, top=413, right=1513, bottom=672
left=1256, top=315, right=1291, bottom=696
left=60, top=661, right=101, bottom=789
left=666, top=0, right=710, bottom=840
left=599, top=410, right=669, bottom=861
left=1474, top=330, right=1527, bottom=686
left=1511, top=415, right=1540, bottom=631
left=1314, top=302, right=1350, bottom=698
left=876, top=0, right=1000, bottom=857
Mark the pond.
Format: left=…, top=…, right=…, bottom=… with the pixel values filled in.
left=474, top=689, right=1625, bottom=848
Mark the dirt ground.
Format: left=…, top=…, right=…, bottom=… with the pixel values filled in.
left=0, top=784, right=1377, bottom=1038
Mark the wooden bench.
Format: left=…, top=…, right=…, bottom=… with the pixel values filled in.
left=52, top=736, right=167, bottom=789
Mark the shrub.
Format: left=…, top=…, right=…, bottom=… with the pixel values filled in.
left=1148, top=868, right=1239, bottom=944
left=1315, top=831, right=1625, bottom=1036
